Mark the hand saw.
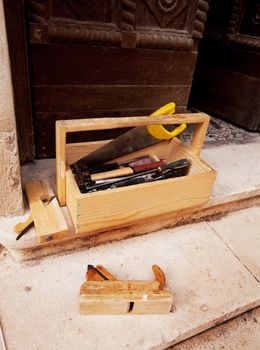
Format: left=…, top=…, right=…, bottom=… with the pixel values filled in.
left=71, top=103, right=186, bottom=171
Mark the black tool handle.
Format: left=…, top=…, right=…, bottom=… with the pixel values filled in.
left=88, top=163, right=119, bottom=174
left=85, top=158, right=190, bottom=192
left=161, top=159, right=189, bottom=172
left=155, top=167, right=189, bottom=180
left=111, top=177, right=146, bottom=189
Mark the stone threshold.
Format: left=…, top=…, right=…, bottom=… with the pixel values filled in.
left=0, top=141, right=260, bottom=349
left=0, top=141, right=260, bottom=260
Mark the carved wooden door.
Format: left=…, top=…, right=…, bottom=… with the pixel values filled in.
left=11, top=0, right=210, bottom=159
left=190, top=0, right=260, bottom=131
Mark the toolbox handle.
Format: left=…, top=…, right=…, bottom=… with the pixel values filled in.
left=56, top=113, right=210, bottom=206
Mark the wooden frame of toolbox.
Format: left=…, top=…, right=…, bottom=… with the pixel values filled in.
left=56, top=113, right=216, bottom=235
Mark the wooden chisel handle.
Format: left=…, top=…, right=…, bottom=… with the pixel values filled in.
left=133, top=160, right=166, bottom=173
left=91, top=167, right=134, bottom=181
left=91, top=160, right=166, bottom=181
left=14, top=214, right=34, bottom=235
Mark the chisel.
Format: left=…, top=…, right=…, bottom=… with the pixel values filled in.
left=86, top=155, right=155, bottom=174
left=110, top=163, right=190, bottom=189
left=90, top=160, right=166, bottom=181
left=85, top=159, right=190, bottom=192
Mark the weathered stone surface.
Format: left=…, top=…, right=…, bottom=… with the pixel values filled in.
left=0, top=0, right=16, bottom=132
left=0, top=131, right=23, bottom=215
left=0, top=0, right=23, bottom=216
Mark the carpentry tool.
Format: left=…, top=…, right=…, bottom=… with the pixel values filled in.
left=84, top=158, right=190, bottom=192
left=15, top=196, right=55, bottom=240
left=71, top=102, right=187, bottom=171
left=108, top=164, right=189, bottom=189
left=119, top=165, right=189, bottom=188
left=90, top=160, right=166, bottom=181
left=87, top=155, right=156, bottom=174
left=80, top=264, right=173, bottom=315
left=75, top=155, right=158, bottom=191
left=14, top=215, right=34, bottom=239
left=86, top=265, right=117, bottom=281
left=24, top=179, right=69, bottom=243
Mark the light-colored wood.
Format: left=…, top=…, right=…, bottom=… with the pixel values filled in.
left=95, top=265, right=117, bottom=281
left=28, top=112, right=216, bottom=245
left=14, top=197, right=58, bottom=235
left=72, top=153, right=216, bottom=233
left=129, top=297, right=173, bottom=314
left=79, top=300, right=130, bottom=315
left=191, top=116, right=210, bottom=156
left=86, top=266, right=117, bottom=281
left=91, top=167, right=133, bottom=181
left=79, top=280, right=173, bottom=315
left=56, top=113, right=210, bottom=132
left=14, top=215, right=34, bottom=234
left=61, top=116, right=216, bottom=235
left=75, top=172, right=216, bottom=234
left=152, top=265, right=166, bottom=290
left=65, top=166, right=80, bottom=229
left=25, top=179, right=69, bottom=243
left=80, top=290, right=172, bottom=301
left=86, top=269, right=104, bottom=281
left=79, top=293, right=173, bottom=315
left=56, top=124, right=66, bottom=206
left=56, top=113, right=211, bottom=207
left=80, top=280, right=160, bottom=294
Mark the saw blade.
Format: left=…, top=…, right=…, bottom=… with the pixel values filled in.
left=73, top=126, right=160, bottom=170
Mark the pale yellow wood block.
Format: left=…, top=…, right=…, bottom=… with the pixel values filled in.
left=79, top=300, right=130, bottom=315
left=80, top=280, right=160, bottom=294
left=14, top=214, right=34, bottom=234
left=25, top=179, right=69, bottom=243
left=130, top=298, right=173, bottom=314
left=79, top=280, right=173, bottom=315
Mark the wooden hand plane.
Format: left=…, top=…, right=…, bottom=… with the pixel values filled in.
left=79, top=264, right=173, bottom=315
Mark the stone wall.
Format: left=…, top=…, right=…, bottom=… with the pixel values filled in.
left=0, top=0, right=23, bottom=215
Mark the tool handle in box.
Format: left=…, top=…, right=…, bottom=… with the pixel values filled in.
left=56, top=113, right=210, bottom=206
left=90, top=160, right=166, bottom=181
left=91, top=167, right=133, bottom=181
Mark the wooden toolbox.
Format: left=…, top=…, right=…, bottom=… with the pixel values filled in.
left=56, top=113, right=216, bottom=235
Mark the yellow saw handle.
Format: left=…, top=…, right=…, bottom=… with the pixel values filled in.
left=147, top=102, right=187, bottom=140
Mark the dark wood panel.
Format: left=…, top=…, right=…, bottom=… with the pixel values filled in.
left=190, top=65, right=260, bottom=130
left=34, top=85, right=190, bottom=112
left=35, top=105, right=187, bottom=158
left=240, top=0, right=260, bottom=37
left=49, top=0, right=116, bottom=24
left=3, top=0, right=35, bottom=163
left=190, top=0, right=260, bottom=131
left=31, top=44, right=197, bottom=85
left=198, top=40, right=260, bottom=79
